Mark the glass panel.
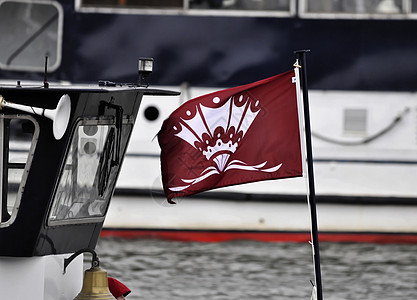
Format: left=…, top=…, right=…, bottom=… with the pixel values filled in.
left=6, top=169, right=23, bottom=216
left=306, top=0, right=403, bottom=14
left=8, top=118, right=35, bottom=163
left=1, top=115, right=38, bottom=226
left=190, top=0, right=291, bottom=11
left=412, top=0, right=417, bottom=12
left=81, top=0, right=292, bottom=11
left=82, top=0, right=183, bottom=8
left=49, top=120, right=133, bottom=224
left=49, top=124, right=111, bottom=222
left=0, top=0, right=62, bottom=72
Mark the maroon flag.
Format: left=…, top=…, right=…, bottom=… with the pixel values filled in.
left=158, top=70, right=302, bottom=201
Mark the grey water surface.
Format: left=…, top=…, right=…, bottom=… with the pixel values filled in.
left=90, top=238, right=417, bottom=300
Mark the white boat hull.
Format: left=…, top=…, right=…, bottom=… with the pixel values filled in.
left=0, top=254, right=83, bottom=300
left=103, top=194, right=417, bottom=243
left=104, top=88, right=417, bottom=242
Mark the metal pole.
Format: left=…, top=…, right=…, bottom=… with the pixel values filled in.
left=294, top=49, right=323, bottom=300
left=0, top=118, right=3, bottom=222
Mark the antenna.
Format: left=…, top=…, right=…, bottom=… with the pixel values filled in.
left=44, top=56, right=49, bottom=88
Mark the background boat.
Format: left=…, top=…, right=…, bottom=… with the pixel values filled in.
left=1, top=0, right=417, bottom=242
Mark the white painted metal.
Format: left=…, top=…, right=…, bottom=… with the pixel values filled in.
left=104, top=196, right=417, bottom=233
left=0, top=254, right=83, bottom=300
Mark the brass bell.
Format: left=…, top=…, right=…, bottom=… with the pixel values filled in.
left=64, top=248, right=114, bottom=300
left=73, top=266, right=114, bottom=300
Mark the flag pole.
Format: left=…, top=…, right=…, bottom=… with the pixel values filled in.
left=294, top=50, right=323, bottom=300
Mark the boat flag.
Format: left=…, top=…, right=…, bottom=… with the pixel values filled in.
left=158, top=70, right=303, bottom=201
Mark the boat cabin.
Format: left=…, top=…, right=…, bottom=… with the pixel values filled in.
left=0, top=80, right=177, bottom=257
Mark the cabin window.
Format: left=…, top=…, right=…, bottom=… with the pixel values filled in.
left=0, top=0, right=63, bottom=72
left=304, top=0, right=403, bottom=14
left=0, top=115, right=39, bottom=228
left=49, top=118, right=132, bottom=225
left=78, top=0, right=295, bottom=17
left=300, top=0, right=417, bottom=18
left=189, top=0, right=291, bottom=11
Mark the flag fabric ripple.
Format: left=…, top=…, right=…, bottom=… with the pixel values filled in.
left=158, top=70, right=302, bottom=201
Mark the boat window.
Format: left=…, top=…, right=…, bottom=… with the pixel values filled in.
left=0, top=115, right=39, bottom=228
left=305, top=0, right=403, bottom=14
left=300, top=0, right=417, bottom=19
left=48, top=119, right=132, bottom=225
left=190, top=0, right=291, bottom=11
left=0, top=0, right=63, bottom=72
left=77, top=0, right=295, bottom=17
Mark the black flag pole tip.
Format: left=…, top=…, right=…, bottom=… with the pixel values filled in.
left=294, top=49, right=311, bottom=54
left=293, top=50, right=311, bottom=68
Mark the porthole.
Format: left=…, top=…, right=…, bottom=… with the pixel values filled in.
left=144, top=106, right=159, bottom=121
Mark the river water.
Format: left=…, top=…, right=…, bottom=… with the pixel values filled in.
left=91, top=238, right=417, bottom=300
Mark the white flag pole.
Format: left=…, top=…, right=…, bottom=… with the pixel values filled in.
left=294, top=50, right=323, bottom=300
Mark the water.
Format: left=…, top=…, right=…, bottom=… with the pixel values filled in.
left=90, top=238, right=417, bottom=300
